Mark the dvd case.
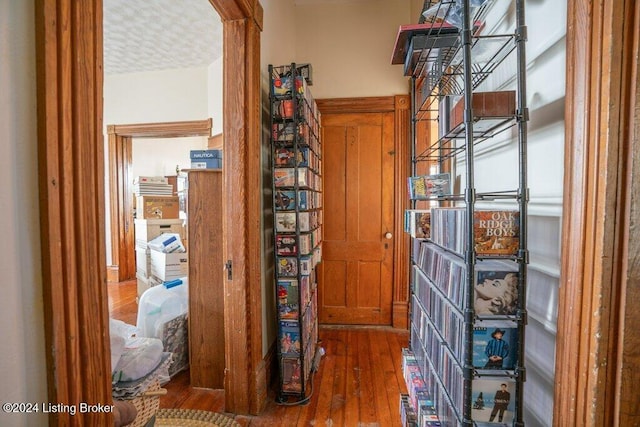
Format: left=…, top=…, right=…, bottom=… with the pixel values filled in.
left=408, top=173, right=451, bottom=199
left=471, top=378, right=516, bottom=424
left=274, top=190, right=315, bottom=211
left=279, top=321, right=301, bottom=355
left=473, top=320, right=519, bottom=371
left=275, top=146, right=309, bottom=168
left=275, top=233, right=313, bottom=256
left=275, top=211, right=319, bottom=233
left=405, top=209, right=431, bottom=239
left=474, top=265, right=519, bottom=317
left=474, top=210, right=520, bottom=257
left=277, top=279, right=299, bottom=320
left=280, top=357, right=302, bottom=392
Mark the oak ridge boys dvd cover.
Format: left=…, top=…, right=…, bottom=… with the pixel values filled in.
left=474, top=210, right=520, bottom=257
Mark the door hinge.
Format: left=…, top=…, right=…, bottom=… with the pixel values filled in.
left=225, top=260, right=233, bottom=280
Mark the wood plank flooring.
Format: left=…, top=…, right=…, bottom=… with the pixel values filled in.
left=108, top=280, right=409, bottom=426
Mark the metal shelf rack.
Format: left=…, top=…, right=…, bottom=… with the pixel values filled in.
left=399, top=0, right=529, bottom=425
left=269, top=63, right=323, bottom=403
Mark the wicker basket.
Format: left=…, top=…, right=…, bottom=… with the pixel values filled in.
left=122, top=379, right=166, bottom=427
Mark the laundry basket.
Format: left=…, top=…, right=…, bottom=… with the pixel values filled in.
left=113, top=353, right=172, bottom=427
left=122, top=379, right=167, bottom=427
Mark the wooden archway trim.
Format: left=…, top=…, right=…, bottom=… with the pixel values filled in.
left=36, top=0, right=265, bottom=423
left=107, top=119, right=212, bottom=282
left=109, top=119, right=212, bottom=138
left=555, top=0, right=640, bottom=425
left=35, top=1, right=112, bottom=424
left=213, top=3, right=265, bottom=413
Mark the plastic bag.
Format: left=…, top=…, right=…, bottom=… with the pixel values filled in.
left=110, top=317, right=139, bottom=340
left=112, top=337, right=164, bottom=383
left=109, top=318, right=140, bottom=376
left=110, top=334, right=126, bottom=376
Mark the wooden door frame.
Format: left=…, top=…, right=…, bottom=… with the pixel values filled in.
left=316, top=96, right=411, bottom=329
left=555, top=0, right=640, bottom=425
left=35, top=0, right=264, bottom=423
left=107, top=119, right=213, bottom=282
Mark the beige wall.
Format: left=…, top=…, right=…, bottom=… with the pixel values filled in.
left=262, top=0, right=297, bottom=71
left=260, top=0, right=298, bottom=357
left=292, top=0, right=413, bottom=99
left=263, top=0, right=421, bottom=99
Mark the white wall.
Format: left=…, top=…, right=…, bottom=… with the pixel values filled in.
left=131, top=136, right=209, bottom=178
left=104, top=67, right=210, bottom=124
left=208, top=57, right=224, bottom=136
left=262, top=0, right=297, bottom=70
left=0, top=1, right=48, bottom=425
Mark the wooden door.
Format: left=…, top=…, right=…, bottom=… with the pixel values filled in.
left=320, top=112, right=395, bottom=325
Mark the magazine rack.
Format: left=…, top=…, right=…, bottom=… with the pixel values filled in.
left=395, top=1, right=528, bottom=426
left=269, top=63, right=322, bottom=402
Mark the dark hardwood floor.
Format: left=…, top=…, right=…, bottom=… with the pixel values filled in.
left=108, top=280, right=409, bottom=426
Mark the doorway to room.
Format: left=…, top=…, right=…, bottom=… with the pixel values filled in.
left=107, top=119, right=213, bottom=282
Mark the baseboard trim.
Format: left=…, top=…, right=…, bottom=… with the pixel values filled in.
left=253, top=341, right=277, bottom=414
left=393, top=301, right=409, bottom=329
left=107, top=265, right=120, bottom=283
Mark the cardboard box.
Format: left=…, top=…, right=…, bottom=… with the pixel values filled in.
left=149, top=249, right=188, bottom=281
left=135, top=247, right=151, bottom=278
left=136, top=272, right=155, bottom=298
left=134, top=218, right=184, bottom=248
left=148, top=233, right=185, bottom=254
left=190, top=149, right=222, bottom=169
left=136, top=195, right=180, bottom=219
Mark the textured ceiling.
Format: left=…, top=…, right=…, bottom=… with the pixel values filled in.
left=103, top=0, right=222, bottom=75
